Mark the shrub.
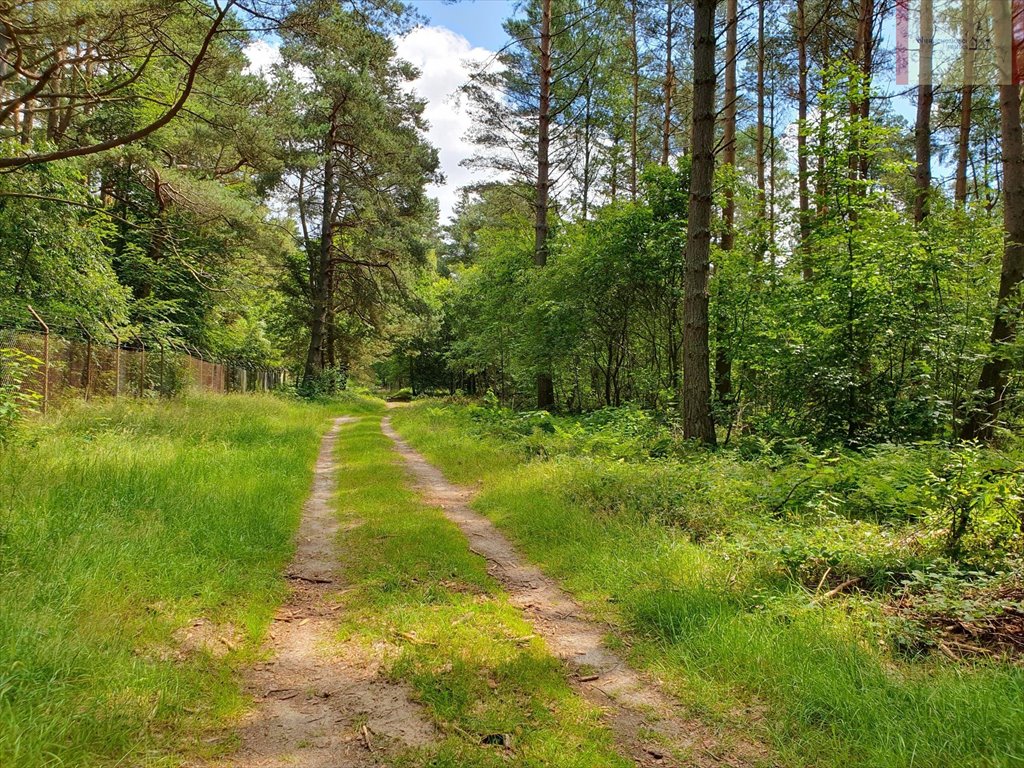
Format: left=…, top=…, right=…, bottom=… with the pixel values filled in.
left=298, top=366, right=347, bottom=398
left=0, top=347, right=41, bottom=442
left=389, top=386, right=414, bottom=402
left=922, top=444, right=1024, bottom=565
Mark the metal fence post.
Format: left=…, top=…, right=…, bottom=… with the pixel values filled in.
left=27, top=305, right=49, bottom=415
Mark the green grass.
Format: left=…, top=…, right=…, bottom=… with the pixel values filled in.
left=0, top=393, right=346, bottom=767
left=389, top=402, right=1024, bottom=768
left=331, top=413, right=632, bottom=767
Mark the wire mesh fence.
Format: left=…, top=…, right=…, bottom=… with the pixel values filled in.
left=0, top=310, right=288, bottom=413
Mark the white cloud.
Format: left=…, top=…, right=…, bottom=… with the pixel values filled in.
left=243, top=38, right=314, bottom=84
left=242, top=39, right=282, bottom=78
left=395, top=26, right=496, bottom=223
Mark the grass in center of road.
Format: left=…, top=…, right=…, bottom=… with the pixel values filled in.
left=331, top=414, right=632, bottom=767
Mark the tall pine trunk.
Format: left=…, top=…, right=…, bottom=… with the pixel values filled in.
left=851, top=0, right=874, bottom=182
left=683, top=0, right=718, bottom=445
left=755, top=0, right=766, bottom=224
left=303, top=114, right=338, bottom=389
left=661, top=0, right=674, bottom=166
left=913, top=0, right=933, bottom=223
left=955, top=0, right=975, bottom=206
left=629, top=0, right=640, bottom=199
left=961, top=77, right=1024, bottom=439
left=716, top=0, right=738, bottom=404
left=534, top=0, right=555, bottom=409
left=797, top=0, right=812, bottom=278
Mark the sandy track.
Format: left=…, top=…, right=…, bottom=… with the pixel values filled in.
left=210, top=416, right=435, bottom=767
left=382, top=415, right=759, bottom=768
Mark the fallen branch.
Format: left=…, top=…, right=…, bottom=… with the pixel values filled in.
left=936, top=640, right=960, bottom=662
left=816, top=577, right=862, bottom=602
left=286, top=573, right=332, bottom=584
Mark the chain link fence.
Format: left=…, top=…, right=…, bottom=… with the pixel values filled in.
left=0, top=310, right=288, bottom=413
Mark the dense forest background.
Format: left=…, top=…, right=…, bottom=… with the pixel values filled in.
left=0, top=0, right=1022, bottom=450
left=2, top=2, right=1024, bottom=758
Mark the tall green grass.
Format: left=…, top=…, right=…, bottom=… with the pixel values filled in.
left=390, top=403, right=1024, bottom=768
left=0, top=394, right=339, bottom=767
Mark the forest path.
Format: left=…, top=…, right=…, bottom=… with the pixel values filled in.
left=381, top=414, right=758, bottom=768
left=210, top=415, right=435, bottom=768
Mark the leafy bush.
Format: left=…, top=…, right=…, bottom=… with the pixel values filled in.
left=735, top=517, right=936, bottom=591
left=761, top=443, right=934, bottom=524
left=0, top=347, right=41, bottom=442
left=297, top=366, right=347, bottom=398
left=922, top=444, right=1024, bottom=564
left=388, top=386, right=414, bottom=402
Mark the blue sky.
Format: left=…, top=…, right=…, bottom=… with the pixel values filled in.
left=394, top=4, right=511, bottom=222
left=410, top=0, right=515, bottom=50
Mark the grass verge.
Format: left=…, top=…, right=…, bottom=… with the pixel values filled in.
left=0, top=393, right=345, bottom=767
left=331, top=412, right=632, bottom=767
left=389, top=402, right=1024, bottom=768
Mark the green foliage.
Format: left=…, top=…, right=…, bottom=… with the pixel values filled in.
left=389, top=386, right=414, bottom=401
left=0, top=348, right=41, bottom=442
left=401, top=399, right=1023, bottom=598
left=0, top=160, right=129, bottom=327
left=406, top=60, right=1016, bottom=448
left=297, top=366, right=348, bottom=399
left=923, top=444, right=1024, bottom=562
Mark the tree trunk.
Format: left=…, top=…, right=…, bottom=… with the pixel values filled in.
left=853, top=0, right=874, bottom=182
left=913, top=0, right=933, bottom=223
left=721, top=0, right=738, bottom=249
left=682, top=0, right=718, bottom=445
left=535, top=0, right=555, bottom=409
left=661, top=0, right=674, bottom=166
left=815, top=32, right=831, bottom=206
left=961, top=79, right=1024, bottom=439
left=629, top=0, right=640, bottom=199
left=582, top=76, right=593, bottom=218
left=755, top=0, right=766, bottom=223
left=303, top=115, right=338, bottom=389
left=716, top=0, right=738, bottom=403
left=534, top=0, right=551, bottom=267
left=955, top=0, right=975, bottom=206
left=797, top=0, right=812, bottom=278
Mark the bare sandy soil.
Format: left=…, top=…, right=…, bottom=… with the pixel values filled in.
left=209, top=416, right=435, bottom=768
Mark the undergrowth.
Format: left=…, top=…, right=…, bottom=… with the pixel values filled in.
left=390, top=400, right=1024, bottom=768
